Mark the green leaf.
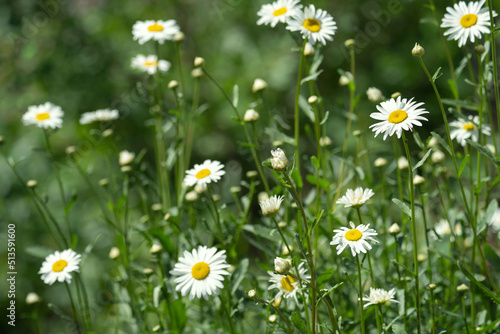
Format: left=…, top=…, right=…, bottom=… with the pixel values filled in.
left=458, top=154, right=470, bottom=178
left=301, top=69, right=324, bottom=85
left=316, top=283, right=343, bottom=306
left=170, top=299, right=187, bottom=332
left=412, top=132, right=425, bottom=150
left=308, top=209, right=324, bottom=237
left=264, top=127, right=295, bottom=146
left=465, top=139, right=500, bottom=168
left=25, top=245, right=53, bottom=259
left=316, top=266, right=335, bottom=287
left=484, top=244, right=500, bottom=272
left=391, top=259, right=416, bottom=277
left=311, top=156, right=320, bottom=169
left=232, top=84, right=239, bottom=108
left=298, top=95, right=315, bottom=123
left=431, top=131, right=452, bottom=155
left=48, top=303, right=75, bottom=322
left=412, top=149, right=432, bottom=172
left=231, top=258, right=249, bottom=295
left=457, top=261, right=500, bottom=304
left=441, top=98, right=479, bottom=110
left=291, top=169, right=303, bottom=189
left=432, top=67, right=442, bottom=82
left=292, top=312, right=307, bottom=333
left=320, top=111, right=330, bottom=125
left=392, top=324, right=407, bottom=334
left=392, top=198, right=412, bottom=218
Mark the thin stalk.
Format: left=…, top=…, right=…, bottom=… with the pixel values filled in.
left=64, top=282, right=82, bottom=334
left=486, top=0, right=500, bottom=145
left=416, top=56, right=496, bottom=292
left=356, top=254, right=366, bottom=334
left=202, top=67, right=270, bottom=194
left=255, top=296, right=294, bottom=333
left=401, top=132, right=421, bottom=334
left=220, top=291, right=235, bottom=334
left=294, top=38, right=308, bottom=172
left=206, top=185, right=224, bottom=243
left=462, top=295, right=472, bottom=334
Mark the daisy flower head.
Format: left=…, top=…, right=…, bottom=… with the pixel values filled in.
left=169, top=246, right=230, bottom=300
left=362, top=287, right=399, bottom=308
left=260, top=195, right=285, bottom=216
left=184, top=160, right=225, bottom=187
left=79, top=109, right=119, bottom=125
left=330, top=221, right=379, bottom=257
left=131, top=55, right=171, bottom=75
left=268, top=262, right=309, bottom=303
left=22, top=102, right=64, bottom=129
left=441, top=1, right=497, bottom=47
left=449, top=115, right=491, bottom=147
left=38, top=249, right=81, bottom=285
left=257, top=0, right=302, bottom=28
left=132, top=20, right=180, bottom=45
left=336, top=187, right=375, bottom=208
left=270, top=148, right=288, bottom=171
left=286, top=5, right=337, bottom=45
left=369, top=96, right=428, bottom=140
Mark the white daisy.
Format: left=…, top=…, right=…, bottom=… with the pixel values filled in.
left=22, top=102, right=64, bottom=129
left=449, top=115, right=491, bottom=147
left=441, top=0, right=497, bottom=47
left=268, top=262, right=309, bottom=303
left=259, top=195, right=285, bottom=216
left=184, top=160, right=225, bottom=187
left=369, top=96, right=428, bottom=140
left=432, top=219, right=462, bottom=240
left=131, top=54, right=171, bottom=75
left=330, top=221, right=379, bottom=257
left=362, top=287, right=399, bottom=308
left=79, top=109, right=119, bottom=125
left=257, top=0, right=302, bottom=28
left=286, top=5, right=337, bottom=45
left=38, top=249, right=81, bottom=285
left=336, top=187, right=375, bottom=208
left=169, top=246, right=230, bottom=300
left=270, top=148, right=288, bottom=171
left=132, top=20, right=180, bottom=45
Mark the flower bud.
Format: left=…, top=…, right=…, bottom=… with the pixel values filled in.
left=269, top=314, right=277, bottom=323
left=194, top=183, right=207, bottom=194
left=248, top=289, right=256, bottom=298
left=475, top=44, right=485, bottom=54
left=308, top=95, right=318, bottom=104
left=426, top=283, right=437, bottom=291
left=274, top=257, right=292, bottom=275
left=457, top=284, right=469, bottom=293
left=252, top=78, right=267, bottom=93
left=431, top=151, right=445, bottom=164
left=427, top=137, right=438, bottom=147
left=119, top=150, right=135, bottom=166
left=143, top=268, right=154, bottom=276
left=270, top=148, right=288, bottom=172
left=243, top=109, right=260, bottom=122
left=65, top=146, right=76, bottom=155
left=185, top=191, right=198, bottom=201
left=319, top=136, right=332, bottom=147
left=194, top=57, right=205, bottom=67
left=109, top=247, right=120, bottom=259
left=0, top=136, right=4, bottom=145
left=374, top=158, right=387, bottom=167
left=121, top=166, right=132, bottom=173
left=246, top=170, right=258, bottom=178
left=388, top=223, right=401, bottom=234
left=151, top=203, right=163, bottom=212
left=27, top=180, right=38, bottom=188
left=163, top=213, right=171, bottom=221
left=26, top=292, right=41, bottom=305
left=102, top=129, right=113, bottom=137
left=304, top=42, right=315, bottom=56
left=413, top=175, right=425, bottom=185
left=168, top=80, right=179, bottom=89
left=98, top=178, right=109, bottom=187
left=191, top=68, right=203, bottom=78
left=150, top=244, right=163, bottom=254
left=174, top=32, right=185, bottom=42
left=344, top=39, right=355, bottom=48
left=282, top=245, right=293, bottom=255
left=398, top=157, right=409, bottom=170
left=230, top=186, right=241, bottom=193
left=391, top=92, right=401, bottom=99
left=412, top=43, right=425, bottom=57
left=366, top=87, right=383, bottom=103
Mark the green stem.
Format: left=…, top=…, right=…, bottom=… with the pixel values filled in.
left=486, top=0, right=500, bottom=147
left=401, top=132, right=421, bottom=334
left=206, top=185, right=224, bottom=243
left=356, top=254, right=366, bottom=334
left=462, top=295, right=471, bottom=334
left=64, top=282, right=82, bottom=334
left=294, top=38, right=308, bottom=172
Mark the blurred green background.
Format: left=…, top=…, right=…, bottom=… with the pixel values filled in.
left=0, top=0, right=486, bottom=332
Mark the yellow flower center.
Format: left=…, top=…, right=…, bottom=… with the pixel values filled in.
left=52, top=259, right=68, bottom=272
left=195, top=168, right=211, bottom=179
left=303, top=19, right=321, bottom=32
left=345, top=229, right=363, bottom=241
left=460, top=14, right=478, bottom=28
left=147, top=23, right=164, bottom=32
left=462, top=123, right=475, bottom=131
left=191, top=262, right=210, bottom=280
left=35, top=112, right=50, bottom=121
left=273, top=7, right=287, bottom=17
left=388, top=109, right=408, bottom=124
left=144, top=60, right=158, bottom=67
left=280, top=275, right=297, bottom=292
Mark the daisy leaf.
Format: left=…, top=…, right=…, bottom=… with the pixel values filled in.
left=392, top=198, right=412, bottom=218
left=430, top=131, right=452, bottom=155
left=412, top=149, right=432, bottom=172
left=457, top=260, right=500, bottom=304
left=465, top=139, right=500, bottom=168
left=292, top=312, right=307, bottom=334
left=457, top=154, right=470, bottom=178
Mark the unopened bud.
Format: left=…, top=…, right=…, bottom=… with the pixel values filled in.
left=151, top=203, right=163, bottom=212
left=150, top=244, right=163, bottom=254
left=98, top=178, right=109, bottom=187
left=102, top=129, right=113, bottom=137
left=269, top=314, right=277, bottom=323
left=304, top=42, right=315, bottom=56
left=412, top=43, right=425, bottom=57
left=65, top=146, right=76, bottom=155
left=413, top=175, right=425, bottom=185
left=475, top=44, right=485, bottom=54
left=457, top=284, right=469, bottom=293
left=185, top=191, right=198, bottom=201
left=388, top=223, right=401, bottom=234
left=274, top=257, right=292, bottom=275
left=344, top=39, right=355, bottom=48
left=246, top=170, right=258, bottom=178
left=168, top=80, right=179, bottom=89
left=143, top=268, right=154, bottom=276
left=27, top=180, right=38, bottom=188
left=374, top=158, right=387, bottom=167
left=248, top=289, right=256, bottom=298
left=426, top=283, right=437, bottom=291
left=191, top=68, right=203, bottom=78
left=109, top=247, right=120, bottom=259
left=194, top=57, right=205, bottom=67
left=26, top=292, right=41, bottom=305
left=174, top=32, right=185, bottom=42
left=308, top=95, right=318, bottom=104
left=366, top=87, right=383, bottom=103
left=252, top=78, right=268, bottom=93
left=431, top=151, right=445, bottom=164
left=244, top=109, right=260, bottom=122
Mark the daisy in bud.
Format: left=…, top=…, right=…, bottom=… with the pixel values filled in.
left=22, top=102, right=64, bottom=129
left=132, top=20, right=180, bottom=44
left=370, top=96, right=428, bottom=140
left=119, top=150, right=135, bottom=166
left=257, top=0, right=301, bottom=28
left=170, top=246, right=230, bottom=300
left=449, top=115, right=491, bottom=147
left=260, top=195, right=284, bottom=216
left=441, top=1, right=497, bottom=47
left=336, top=187, right=375, bottom=208
left=274, top=257, right=292, bottom=275
left=131, top=55, right=171, bottom=75
left=330, top=221, right=379, bottom=257
left=38, top=249, right=81, bottom=285
left=79, top=109, right=119, bottom=125
left=184, top=160, right=225, bottom=187
left=268, top=262, right=309, bottom=303
left=270, top=148, right=288, bottom=171
left=366, top=87, right=383, bottom=103
left=286, top=5, right=337, bottom=45
left=362, top=287, right=399, bottom=308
